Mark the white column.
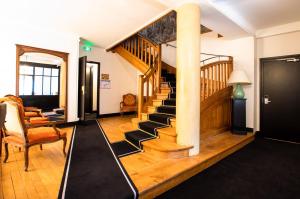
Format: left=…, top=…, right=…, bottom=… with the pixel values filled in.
left=176, top=2, right=201, bottom=156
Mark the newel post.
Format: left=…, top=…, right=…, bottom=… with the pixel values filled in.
left=138, top=75, right=144, bottom=120
left=156, top=45, right=162, bottom=93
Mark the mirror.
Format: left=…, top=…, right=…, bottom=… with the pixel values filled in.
left=16, top=45, right=68, bottom=123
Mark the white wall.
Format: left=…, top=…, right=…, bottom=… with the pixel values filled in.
left=0, top=22, right=80, bottom=122
left=255, top=31, right=300, bottom=131
left=161, top=34, right=255, bottom=128
left=80, top=46, right=138, bottom=115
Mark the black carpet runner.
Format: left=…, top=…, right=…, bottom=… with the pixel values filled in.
left=58, top=120, right=138, bottom=199
left=112, top=69, right=176, bottom=157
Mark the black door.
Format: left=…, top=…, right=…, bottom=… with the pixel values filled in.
left=78, top=56, right=87, bottom=121
left=261, top=55, right=300, bottom=143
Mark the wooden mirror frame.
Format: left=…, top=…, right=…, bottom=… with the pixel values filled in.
left=16, top=44, right=69, bottom=122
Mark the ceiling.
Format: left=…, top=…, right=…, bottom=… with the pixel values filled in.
left=209, top=0, right=300, bottom=31
left=1, top=0, right=300, bottom=48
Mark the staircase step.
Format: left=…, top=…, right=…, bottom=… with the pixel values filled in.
left=157, top=106, right=176, bottom=115
left=156, top=93, right=169, bottom=100
left=168, top=81, right=176, bottom=87
left=138, top=121, right=167, bottom=136
left=148, top=113, right=175, bottom=125
left=147, top=106, right=156, bottom=113
left=142, top=139, right=192, bottom=159
left=152, top=99, right=163, bottom=107
left=170, top=118, right=176, bottom=127
left=169, top=93, right=176, bottom=99
left=125, top=130, right=155, bottom=149
left=163, top=99, right=176, bottom=106
left=160, top=87, right=171, bottom=93
left=157, top=127, right=177, bottom=143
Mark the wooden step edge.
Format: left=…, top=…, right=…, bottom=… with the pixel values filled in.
left=157, top=127, right=177, bottom=137
left=142, top=139, right=193, bottom=152
left=156, top=93, right=169, bottom=96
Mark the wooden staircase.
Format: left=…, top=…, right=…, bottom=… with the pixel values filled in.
left=111, top=35, right=233, bottom=158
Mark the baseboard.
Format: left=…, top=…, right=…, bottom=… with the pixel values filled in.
left=99, top=112, right=136, bottom=118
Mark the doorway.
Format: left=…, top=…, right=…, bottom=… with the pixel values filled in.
left=16, top=45, right=68, bottom=123
left=260, top=54, right=300, bottom=143
left=78, top=56, right=100, bottom=121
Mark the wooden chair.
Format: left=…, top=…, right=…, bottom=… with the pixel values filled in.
left=120, top=93, right=137, bottom=115
left=4, top=95, right=43, bottom=118
left=0, top=103, right=6, bottom=157
left=2, top=101, right=67, bottom=171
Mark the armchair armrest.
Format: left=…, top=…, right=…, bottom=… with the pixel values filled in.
left=120, top=101, right=124, bottom=109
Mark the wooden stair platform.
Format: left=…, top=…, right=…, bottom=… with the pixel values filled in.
left=157, top=127, right=177, bottom=143
left=120, top=131, right=255, bottom=199
left=142, top=139, right=192, bottom=159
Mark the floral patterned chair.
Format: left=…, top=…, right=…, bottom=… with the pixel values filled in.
left=120, top=93, right=137, bottom=115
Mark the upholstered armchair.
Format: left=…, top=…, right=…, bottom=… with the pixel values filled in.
left=2, top=101, right=67, bottom=171
left=4, top=95, right=43, bottom=118
left=120, top=93, right=137, bottom=115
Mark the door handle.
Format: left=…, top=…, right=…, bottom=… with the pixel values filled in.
left=264, top=95, right=271, bottom=104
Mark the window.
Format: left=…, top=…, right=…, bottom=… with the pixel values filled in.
left=19, top=62, right=60, bottom=96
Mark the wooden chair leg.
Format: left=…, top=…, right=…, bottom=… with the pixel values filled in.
left=3, top=143, right=9, bottom=163
left=24, top=147, right=29, bottom=171
left=40, top=144, right=43, bottom=150
left=0, top=129, right=2, bottom=157
left=62, top=138, right=67, bottom=157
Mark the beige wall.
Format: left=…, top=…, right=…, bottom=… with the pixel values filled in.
left=0, top=22, right=79, bottom=122
left=255, top=31, right=300, bottom=131
left=80, top=46, right=138, bottom=115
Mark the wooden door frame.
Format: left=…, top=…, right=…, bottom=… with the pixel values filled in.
left=16, top=44, right=69, bottom=123
left=86, top=61, right=101, bottom=118
left=260, top=54, right=300, bottom=134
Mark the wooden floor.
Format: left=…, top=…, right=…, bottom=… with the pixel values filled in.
left=0, top=127, right=73, bottom=199
left=0, top=116, right=254, bottom=199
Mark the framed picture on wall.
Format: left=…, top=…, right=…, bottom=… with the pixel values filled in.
left=100, top=80, right=111, bottom=89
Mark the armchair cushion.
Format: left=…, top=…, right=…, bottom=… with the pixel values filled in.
left=4, top=127, right=66, bottom=145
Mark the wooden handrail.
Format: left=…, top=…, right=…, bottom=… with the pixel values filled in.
left=200, top=57, right=233, bottom=101
left=117, top=34, right=161, bottom=119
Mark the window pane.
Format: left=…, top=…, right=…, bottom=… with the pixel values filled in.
left=19, top=75, right=24, bottom=95
left=34, top=76, right=43, bottom=95
left=20, top=65, right=33, bottom=75
left=51, top=77, right=59, bottom=95
left=43, top=76, right=51, bottom=95
left=52, top=68, right=59, bottom=76
left=19, top=75, right=33, bottom=95
left=35, top=67, right=43, bottom=75
left=44, top=68, right=51, bottom=76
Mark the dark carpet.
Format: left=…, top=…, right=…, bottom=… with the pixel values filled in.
left=111, top=140, right=141, bottom=157
left=158, top=138, right=300, bottom=199
left=58, top=120, right=138, bottom=199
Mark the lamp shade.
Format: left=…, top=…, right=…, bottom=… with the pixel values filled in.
left=227, top=70, right=251, bottom=85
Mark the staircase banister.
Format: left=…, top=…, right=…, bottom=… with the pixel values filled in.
left=200, top=60, right=233, bottom=70
left=137, top=33, right=159, bottom=48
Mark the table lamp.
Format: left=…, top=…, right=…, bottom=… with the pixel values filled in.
left=227, top=70, right=251, bottom=99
